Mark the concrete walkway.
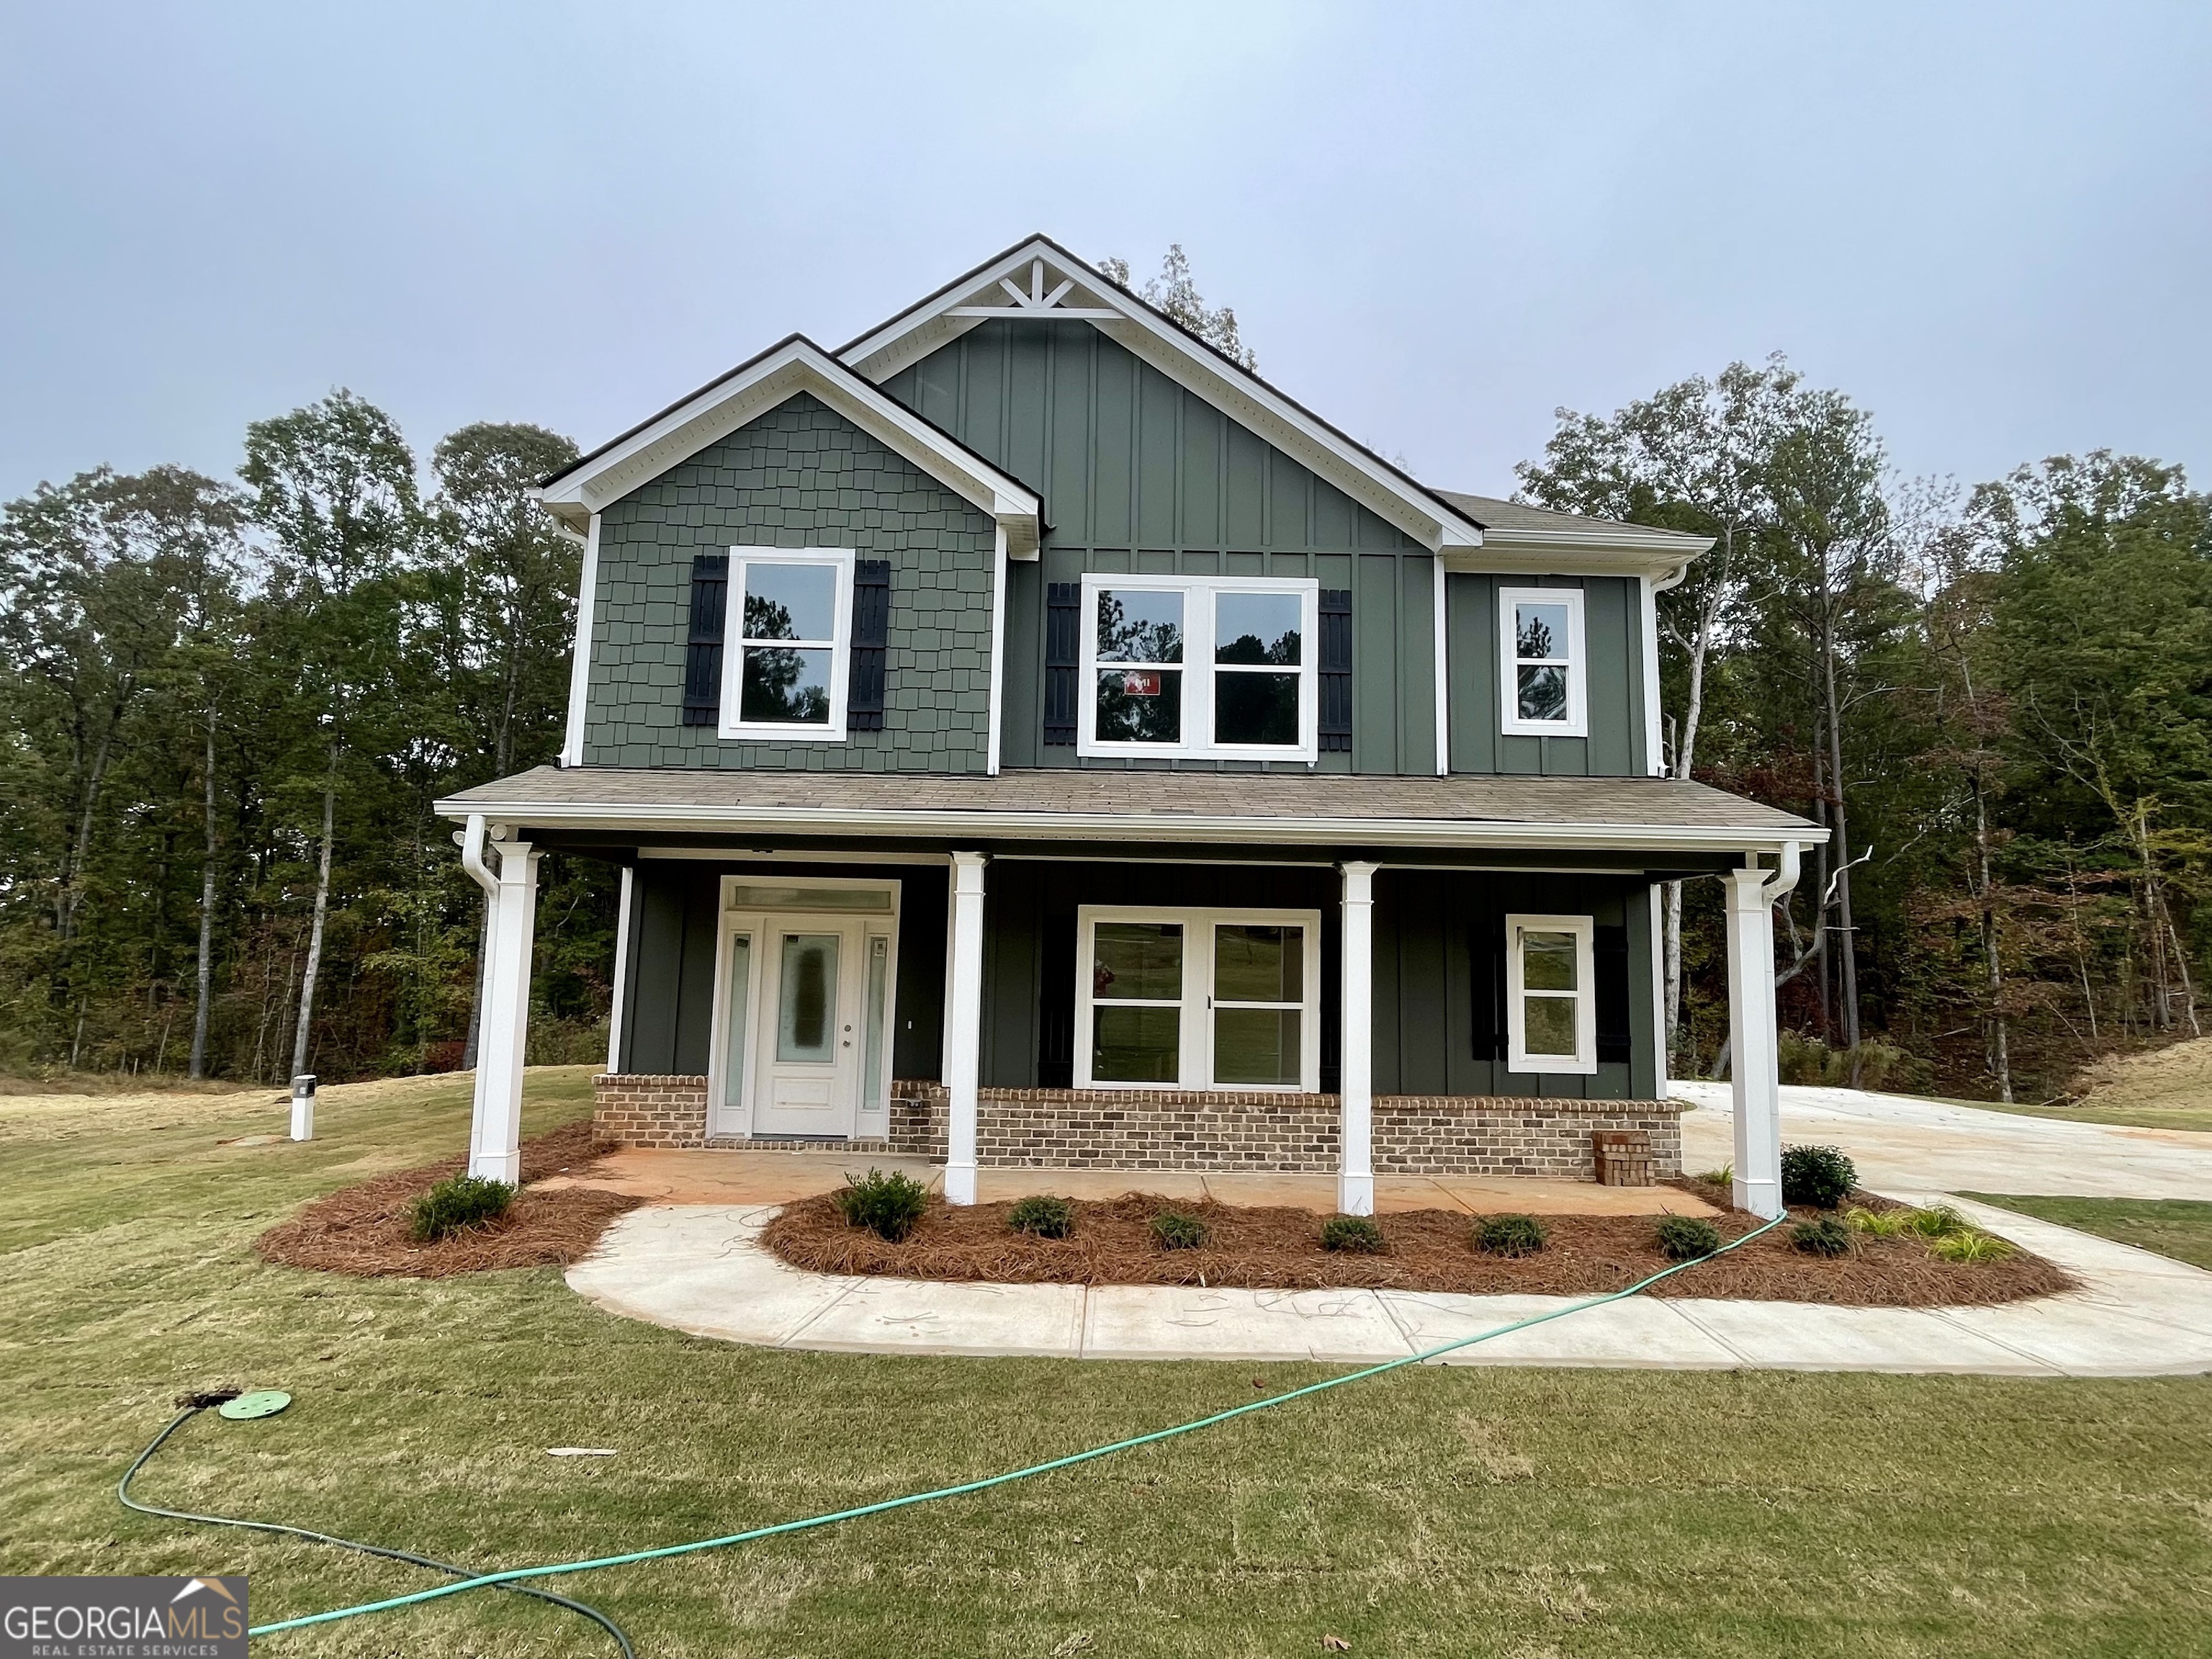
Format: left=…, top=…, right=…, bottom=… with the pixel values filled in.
left=1673, top=1079, right=2212, bottom=1200
left=565, top=1190, right=2212, bottom=1376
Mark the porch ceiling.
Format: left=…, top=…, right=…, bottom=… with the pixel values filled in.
left=439, top=765, right=1822, bottom=856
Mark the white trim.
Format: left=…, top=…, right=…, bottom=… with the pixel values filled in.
left=1503, top=912, right=1598, bottom=1076
left=637, top=847, right=949, bottom=866
left=1640, top=575, right=1664, bottom=776
left=1338, top=861, right=1377, bottom=1216
left=943, top=851, right=987, bottom=1205
left=1074, top=904, right=1323, bottom=1092
left=837, top=238, right=1485, bottom=557
left=1430, top=557, right=1449, bottom=776
left=535, top=336, right=1041, bottom=555
left=437, top=795, right=1822, bottom=857
left=559, top=512, right=601, bottom=767
left=1076, top=573, right=1320, bottom=763
left=718, top=547, right=855, bottom=742
left=606, top=864, right=633, bottom=1073
left=1498, top=586, right=1588, bottom=740
left=986, top=525, right=1007, bottom=776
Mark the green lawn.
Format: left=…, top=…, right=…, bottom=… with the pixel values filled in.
left=4, top=1072, right=2211, bottom=1658
left=1959, top=1192, right=2212, bottom=1272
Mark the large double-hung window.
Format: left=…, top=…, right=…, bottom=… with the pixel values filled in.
left=1498, top=586, right=1587, bottom=738
left=719, top=548, right=855, bottom=740
left=1076, top=906, right=1322, bottom=1090
left=1079, top=575, right=1319, bottom=760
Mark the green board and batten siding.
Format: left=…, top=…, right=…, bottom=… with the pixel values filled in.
left=881, top=320, right=1440, bottom=775
left=1447, top=572, right=1650, bottom=777
left=580, top=393, right=997, bottom=773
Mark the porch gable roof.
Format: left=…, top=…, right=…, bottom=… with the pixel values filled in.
left=439, top=765, right=1822, bottom=856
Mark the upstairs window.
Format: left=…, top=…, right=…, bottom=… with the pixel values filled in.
left=1498, top=586, right=1587, bottom=738
left=1504, top=912, right=1596, bottom=1074
left=1079, top=574, right=1318, bottom=760
left=720, top=549, right=854, bottom=740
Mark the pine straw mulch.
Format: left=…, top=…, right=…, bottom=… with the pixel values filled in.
left=255, top=1120, right=641, bottom=1279
left=761, top=1179, right=2074, bottom=1308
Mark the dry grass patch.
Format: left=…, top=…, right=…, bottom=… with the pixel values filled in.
left=763, top=1180, right=2072, bottom=1307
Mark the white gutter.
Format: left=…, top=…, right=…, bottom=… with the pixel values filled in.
left=432, top=796, right=1825, bottom=857
left=460, top=813, right=501, bottom=899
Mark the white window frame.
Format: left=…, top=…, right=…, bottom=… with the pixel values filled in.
left=1504, top=912, right=1597, bottom=1076
left=719, top=547, right=855, bottom=742
left=1074, top=904, right=1323, bottom=1092
left=1498, top=585, right=1588, bottom=738
left=1076, top=573, right=1320, bottom=763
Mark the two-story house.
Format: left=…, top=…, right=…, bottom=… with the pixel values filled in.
left=439, top=236, right=1819, bottom=1220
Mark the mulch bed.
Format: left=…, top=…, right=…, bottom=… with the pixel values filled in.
left=761, top=1179, right=2074, bottom=1308
left=255, top=1120, right=641, bottom=1279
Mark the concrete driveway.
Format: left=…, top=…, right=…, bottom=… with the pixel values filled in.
left=1673, top=1079, right=2212, bottom=1199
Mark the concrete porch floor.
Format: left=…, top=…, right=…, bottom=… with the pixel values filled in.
left=534, top=1144, right=1719, bottom=1217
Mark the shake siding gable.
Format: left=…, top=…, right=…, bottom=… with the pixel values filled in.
left=580, top=392, right=997, bottom=772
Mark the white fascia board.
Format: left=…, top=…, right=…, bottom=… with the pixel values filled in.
left=837, top=238, right=1487, bottom=557
left=536, top=338, right=1042, bottom=556
left=430, top=794, right=1825, bottom=857
left=1443, top=535, right=1709, bottom=585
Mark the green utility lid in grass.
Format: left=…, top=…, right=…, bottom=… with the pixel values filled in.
left=218, top=1389, right=291, bottom=1421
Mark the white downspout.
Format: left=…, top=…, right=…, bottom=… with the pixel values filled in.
left=461, top=812, right=502, bottom=1138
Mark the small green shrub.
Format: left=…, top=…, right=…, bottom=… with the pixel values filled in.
left=1780, top=1144, right=1858, bottom=1209
left=1699, top=1164, right=1734, bottom=1188
left=1791, top=1216, right=1853, bottom=1257
left=1845, top=1204, right=1911, bottom=1238
left=408, top=1174, right=515, bottom=1241
left=1320, top=1215, right=1385, bottom=1253
left=1908, top=1204, right=1969, bottom=1238
left=1930, top=1228, right=2015, bottom=1264
left=1776, top=1031, right=1930, bottom=1092
left=1655, top=1215, right=1722, bottom=1260
left=835, top=1168, right=930, bottom=1242
left=1473, top=1214, right=1547, bottom=1256
left=1151, top=1210, right=1210, bottom=1251
left=1008, top=1194, right=1075, bottom=1239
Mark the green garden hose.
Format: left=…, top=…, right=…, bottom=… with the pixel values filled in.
left=220, top=1210, right=1786, bottom=1642
left=119, top=1396, right=636, bottom=1656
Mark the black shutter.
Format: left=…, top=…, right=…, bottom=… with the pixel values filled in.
left=1595, top=924, right=1631, bottom=1066
left=1471, top=910, right=1508, bottom=1062
left=681, top=554, right=728, bottom=727
left=848, top=559, right=891, bottom=731
left=1043, top=580, right=1081, bottom=747
left=1318, top=588, right=1353, bottom=752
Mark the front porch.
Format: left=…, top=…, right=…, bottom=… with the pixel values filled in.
left=440, top=766, right=1817, bottom=1218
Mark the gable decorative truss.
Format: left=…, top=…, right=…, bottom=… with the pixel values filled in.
left=837, top=235, right=1490, bottom=557
left=535, top=336, right=1044, bottom=557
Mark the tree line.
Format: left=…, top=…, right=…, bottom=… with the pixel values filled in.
left=0, top=393, right=616, bottom=1084
left=1521, top=356, right=2209, bottom=1099
left=2, top=354, right=2204, bottom=1102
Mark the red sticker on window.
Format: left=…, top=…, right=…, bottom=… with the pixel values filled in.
left=1120, top=670, right=1161, bottom=696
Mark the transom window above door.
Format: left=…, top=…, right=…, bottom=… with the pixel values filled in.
left=1079, top=575, right=1319, bottom=760
left=720, top=549, right=855, bottom=740
left=1075, top=905, right=1322, bottom=1090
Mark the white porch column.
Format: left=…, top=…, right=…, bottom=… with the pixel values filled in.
left=1724, top=860, right=1784, bottom=1218
left=1338, top=860, right=1378, bottom=1216
left=943, top=850, right=988, bottom=1205
left=470, top=837, right=540, bottom=1184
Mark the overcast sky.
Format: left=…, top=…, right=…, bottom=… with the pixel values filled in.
left=4, top=3, right=2207, bottom=506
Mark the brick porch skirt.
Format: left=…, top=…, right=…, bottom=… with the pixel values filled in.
left=593, top=1075, right=1684, bottom=1180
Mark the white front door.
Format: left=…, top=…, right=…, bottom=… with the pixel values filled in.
left=750, top=920, right=867, bottom=1138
